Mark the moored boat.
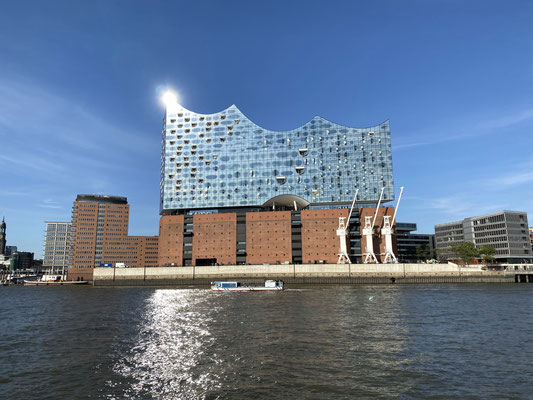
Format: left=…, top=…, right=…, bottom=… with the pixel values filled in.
left=23, top=274, right=88, bottom=286
left=211, top=280, right=284, bottom=291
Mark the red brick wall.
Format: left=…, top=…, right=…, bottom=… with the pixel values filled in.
left=71, top=202, right=130, bottom=268
left=158, top=215, right=184, bottom=266
left=71, top=202, right=98, bottom=268
left=102, top=203, right=129, bottom=242
left=301, top=209, right=349, bottom=264
left=359, top=207, right=397, bottom=262
left=67, top=267, right=94, bottom=281
left=246, top=211, right=292, bottom=264
left=192, top=213, right=237, bottom=265
left=136, top=236, right=159, bottom=267
left=102, top=237, right=139, bottom=267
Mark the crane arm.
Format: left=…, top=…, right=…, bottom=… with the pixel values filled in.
left=346, top=188, right=359, bottom=229
left=391, top=186, right=404, bottom=226
left=371, top=187, right=385, bottom=228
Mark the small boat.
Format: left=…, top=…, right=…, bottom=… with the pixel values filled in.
left=211, top=279, right=284, bottom=291
left=23, top=274, right=89, bottom=286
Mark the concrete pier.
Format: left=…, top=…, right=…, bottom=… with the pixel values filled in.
left=92, top=263, right=533, bottom=286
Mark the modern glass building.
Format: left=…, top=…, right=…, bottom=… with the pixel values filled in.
left=160, top=99, right=394, bottom=214
left=43, top=221, right=71, bottom=274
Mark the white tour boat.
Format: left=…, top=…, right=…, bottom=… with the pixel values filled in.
left=211, top=280, right=284, bottom=291
left=23, top=274, right=89, bottom=286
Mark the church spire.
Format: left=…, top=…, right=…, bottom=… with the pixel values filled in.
left=0, top=216, right=5, bottom=256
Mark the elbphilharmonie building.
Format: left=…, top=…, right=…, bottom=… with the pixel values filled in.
left=158, top=97, right=396, bottom=266
left=160, top=102, right=394, bottom=213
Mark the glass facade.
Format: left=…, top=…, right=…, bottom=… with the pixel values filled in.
left=160, top=103, right=394, bottom=213
left=43, top=221, right=71, bottom=271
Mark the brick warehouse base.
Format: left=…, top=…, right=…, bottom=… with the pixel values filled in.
left=157, top=206, right=401, bottom=267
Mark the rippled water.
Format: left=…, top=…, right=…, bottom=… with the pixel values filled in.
left=1, top=284, right=532, bottom=399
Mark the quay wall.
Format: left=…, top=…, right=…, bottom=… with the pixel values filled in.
left=92, top=263, right=528, bottom=286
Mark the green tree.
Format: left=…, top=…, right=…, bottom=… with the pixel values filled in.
left=450, top=242, right=479, bottom=264
left=415, top=244, right=431, bottom=261
left=433, top=248, right=446, bottom=263
left=478, top=245, right=496, bottom=262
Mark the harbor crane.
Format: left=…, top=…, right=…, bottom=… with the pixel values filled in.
left=336, top=188, right=359, bottom=264
left=363, top=187, right=385, bottom=264
left=382, top=186, right=404, bottom=263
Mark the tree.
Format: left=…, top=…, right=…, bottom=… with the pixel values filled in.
left=415, top=244, right=431, bottom=261
left=478, top=245, right=496, bottom=263
left=450, top=242, right=479, bottom=264
left=433, top=248, right=447, bottom=263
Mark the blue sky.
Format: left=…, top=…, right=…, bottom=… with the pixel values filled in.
left=1, top=0, right=533, bottom=258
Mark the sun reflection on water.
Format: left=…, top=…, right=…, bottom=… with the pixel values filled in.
left=111, top=289, right=221, bottom=399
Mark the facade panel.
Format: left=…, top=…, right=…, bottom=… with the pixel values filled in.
left=160, top=102, right=394, bottom=213
left=158, top=215, right=184, bottom=266
left=43, top=221, right=71, bottom=273
left=192, top=213, right=237, bottom=265
left=246, top=211, right=292, bottom=265
left=301, top=209, right=348, bottom=264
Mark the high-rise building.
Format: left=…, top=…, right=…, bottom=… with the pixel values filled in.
left=159, top=98, right=397, bottom=266
left=70, top=195, right=130, bottom=269
left=435, top=210, right=533, bottom=263
left=68, top=195, right=158, bottom=281
left=43, top=221, right=71, bottom=274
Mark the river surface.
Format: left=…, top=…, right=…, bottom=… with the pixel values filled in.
left=1, top=284, right=532, bottom=399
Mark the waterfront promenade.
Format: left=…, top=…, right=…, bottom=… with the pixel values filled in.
left=92, top=263, right=533, bottom=286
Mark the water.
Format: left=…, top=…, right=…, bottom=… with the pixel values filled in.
left=1, top=284, right=532, bottom=399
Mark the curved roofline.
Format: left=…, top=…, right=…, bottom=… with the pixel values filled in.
left=262, top=194, right=311, bottom=209
left=172, top=103, right=390, bottom=133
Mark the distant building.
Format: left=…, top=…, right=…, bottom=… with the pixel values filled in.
left=43, top=221, right=72, bottom=274
left=9, top=252, right=34, bottom=271
left=396, top=222, right=435, bottom=263
left=0, top=217, right=6, bottom=255
left=33, top=259, right=43, bottom=273
left=68, top=195, right=158, bottom=281
left=435, top=210, right=533, bottom=263
left=5, top=246, right=17, bottom=257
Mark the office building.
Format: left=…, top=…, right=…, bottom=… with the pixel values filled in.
left=9, top=251, right=34, bottom=271
left=159, top=98, right=397, bottom=265
left=5, top=246, right=17, bottom=257
left=396, top=222, right=435, bottom=263
left=68, top=195, right=158, bottom=281
left=43, top=221, right=71, bottom=274
left=435, top=210, right=533, bottom=263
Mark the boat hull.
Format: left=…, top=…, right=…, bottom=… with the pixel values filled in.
left=23, top=280, right=89, bottom=286
left=211, top=286, right=283, bottom=291
left=211, top=279, right=284, bottom=291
